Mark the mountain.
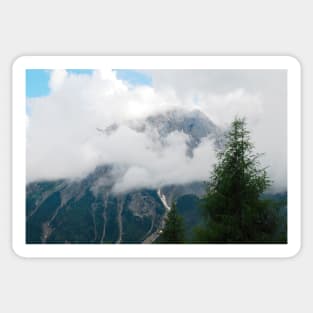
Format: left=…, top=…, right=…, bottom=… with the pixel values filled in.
left=143, top=108, right=221, bottom=155
left=28, top=108, right=287, bottom=244
left=101, top=108, right=223, bottom=155
left=27, top=174, right=166, bottom=244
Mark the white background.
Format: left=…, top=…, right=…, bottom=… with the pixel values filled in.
left=0, top=1, right=311, bottom=312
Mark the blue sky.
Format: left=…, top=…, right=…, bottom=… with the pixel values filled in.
left=26, top=69, right=152, bottom=98
left=114, top=69, right=152, bottom=87
left=26, top=70, right=51, bottom=98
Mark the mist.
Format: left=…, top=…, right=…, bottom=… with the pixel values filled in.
left=26, top=69, right=287, bottom=193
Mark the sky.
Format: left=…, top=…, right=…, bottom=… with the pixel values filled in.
left=26, top=69, right=151, bottom=98
left=26, top=68, right=287, bottom=193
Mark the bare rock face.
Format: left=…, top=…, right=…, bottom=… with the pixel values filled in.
left=146, top=109, right=219, bottom=141
left=127, top=192, right=158, bottom=217
left=96, top=108, right=223, bottom=155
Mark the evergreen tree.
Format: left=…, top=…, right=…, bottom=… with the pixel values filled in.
left=197, top=117, right=283, bottom=243
left=159, top=203, right=185, bottom=243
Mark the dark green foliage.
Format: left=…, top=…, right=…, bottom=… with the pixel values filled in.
left=26, top=179, right=166, bottom=244
left=261, top=192, right=287, bottom=242
left=121, top=210, right=152, bottom=243
left=26, top=181, right=63, bottom=217
left=26, top=191, right=61, bottom=243
left=176, top=195, right=203, bottom=242
left=197, top=117, right=286, bottom=243
left=158, top=203, right=185, bottom=243
left=102, top=197, right=119, bottom=243
left=47, top=191, right=95, bottom=243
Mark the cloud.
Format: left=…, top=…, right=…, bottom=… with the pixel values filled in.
left=110, top=130, right=216, bottom=193
left=147, top=69, right=287, bottom=192
left=26, top=70, right=180, bottom=184
left=194, top=88, right=263, bottom=127
left=26, top=69, right=287, bottom=193
left=49, top=69, right=67, bottom=91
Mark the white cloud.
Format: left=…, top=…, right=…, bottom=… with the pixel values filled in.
left=49, top=69, right=67, bottom=91
left=27, top=70, right=180, bottom=184
left=147, top=69, right=287, bottom=192
left=196, top=88, right=263, bottom=127
left=110, top=131, right=216, bottom=193
left=27, top=69, right=287, bottom=193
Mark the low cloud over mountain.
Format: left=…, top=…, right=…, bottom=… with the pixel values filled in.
left=26, top=69, right=287, bottom=193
